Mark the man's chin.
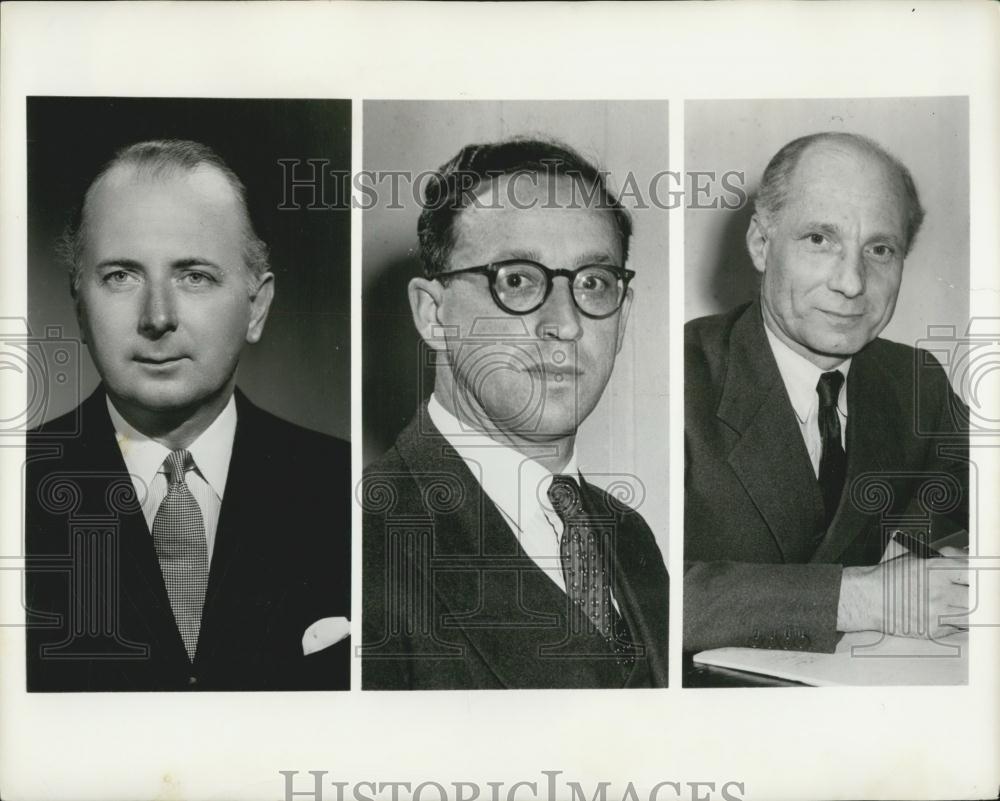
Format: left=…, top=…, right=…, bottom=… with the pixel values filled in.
left=804, top=334, right=872, bottom=364
left=107, top=384, right=209, bottom=417
left=505, top=410, right=581, bottom=442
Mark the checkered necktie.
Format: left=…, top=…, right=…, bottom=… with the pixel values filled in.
left=152, top=449, right=209, bottom=661
left=817, top=370, right=847, bottom=530
left=547, top=474, right=616, bottom=639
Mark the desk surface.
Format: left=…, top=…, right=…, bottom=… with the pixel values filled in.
left=682, top=653, right=804, bottom=688
left=683, top=630, right=968, bottom=687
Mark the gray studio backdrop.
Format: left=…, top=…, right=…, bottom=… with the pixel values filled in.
left=362, top=100, right=671, bottom=563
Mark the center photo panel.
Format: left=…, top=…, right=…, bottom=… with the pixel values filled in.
left=360, top=100, right=671, bottom=690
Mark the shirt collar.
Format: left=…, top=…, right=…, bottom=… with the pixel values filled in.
left=427, top=394, right=579, bottom=525
left=106, top=394, right=238, bottom=500
left=764, top=324, right=851, bottom=424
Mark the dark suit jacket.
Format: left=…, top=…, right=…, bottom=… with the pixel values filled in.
left=362, top=407, right=670, bottom=689
left=684, top=301, right=969, bottom=653
left=25, top=387, right=351, bottom=691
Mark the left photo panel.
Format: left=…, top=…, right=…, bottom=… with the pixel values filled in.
left=23, top=97, right=352, bottom=691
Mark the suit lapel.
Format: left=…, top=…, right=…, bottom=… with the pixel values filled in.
left=580, top=479, right=666, bottom=688
left=393, top=410, right=621, bottom=688
left=718, top=303, right=825, bottom=561
left=195, top=390, right=275, bottom=669
left=79, top=390, right=189, bottom=668
left=813, top=345, right=903, bottom=562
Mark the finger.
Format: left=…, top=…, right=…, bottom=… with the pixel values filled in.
left=947, top=568, right=969, bottom=586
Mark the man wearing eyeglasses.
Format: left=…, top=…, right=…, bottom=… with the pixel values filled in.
left=362, top=138, right=669, bottom=690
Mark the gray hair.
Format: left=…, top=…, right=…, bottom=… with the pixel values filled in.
left=61, top=139, right=270, bottom=295
left=754, top=131, right=925, bottom=255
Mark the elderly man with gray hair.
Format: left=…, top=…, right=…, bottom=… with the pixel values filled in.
left=684, top=132, right=969, bottom=666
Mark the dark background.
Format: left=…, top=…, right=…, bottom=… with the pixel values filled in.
left=28, top=96, right=351, bottom=439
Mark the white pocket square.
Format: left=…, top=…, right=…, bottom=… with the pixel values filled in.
left=302, top=616, right=351, bottom=655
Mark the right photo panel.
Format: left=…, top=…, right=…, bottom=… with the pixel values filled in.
left=683, top=97, right=971, bottom=687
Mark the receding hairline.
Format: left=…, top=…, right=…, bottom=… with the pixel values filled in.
left=70, top=159, right=267, bottom=291
left=82, top=160, right=246, bottom=219
left=753, top=131, right=924, bottom=254
left=792, top=136, right=909, bottom=193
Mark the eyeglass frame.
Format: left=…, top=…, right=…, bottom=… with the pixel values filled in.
left=435, top=259, right=636, bottom=320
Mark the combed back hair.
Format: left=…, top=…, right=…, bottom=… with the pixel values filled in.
left=417, top=137, right=633, bottom=278
left=753, top=131, right=925, bottom=255
left=61, top=139, right=270, bottom=296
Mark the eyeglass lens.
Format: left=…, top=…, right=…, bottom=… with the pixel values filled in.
left=494, top=262, right=624, bottom=315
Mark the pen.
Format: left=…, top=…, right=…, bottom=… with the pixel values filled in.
left=891, top=529, right=944, bottom=559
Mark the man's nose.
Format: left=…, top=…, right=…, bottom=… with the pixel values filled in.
left=535, top=277, right=583, bottom=341
left=827, top=247, right=866, bottom=298
left=138, top=279, right=179, bottom=337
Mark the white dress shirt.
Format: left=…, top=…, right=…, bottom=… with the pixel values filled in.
left=428, top=394, right=585, bottom=596
left=106, top=395, right=237, bottom=561
left=764, top=326, right=850, bottom=477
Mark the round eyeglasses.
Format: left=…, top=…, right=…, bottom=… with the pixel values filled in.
left=438, top=259, right=635, bottom=319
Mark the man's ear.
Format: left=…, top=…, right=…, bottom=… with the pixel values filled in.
left=615, top=286, right=633, bottom=355
left=245, top=272, right=275, bottom=344
left=408, top=276, right=447, bottom=351
left=746, top=214, right=770, bottom=275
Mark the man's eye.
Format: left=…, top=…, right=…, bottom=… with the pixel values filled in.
left=102, top=270, right=137, bottom=285
left=869, top=244, right=895, bottom=260
left=579, top=274, right=609, bottom=291
left=501, top=271, right=537, bottom=290
left=807, top=233, right=827, bottom=246
left=182, top=272, right=213, bottom=286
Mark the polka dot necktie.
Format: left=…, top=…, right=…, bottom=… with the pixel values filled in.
left=547, top=474, right=616, bottom=639
left=817, top=370, right=847, bottom=530
left=151, top=449, right=209, bottom=661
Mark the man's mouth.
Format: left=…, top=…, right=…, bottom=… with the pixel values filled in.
left=818, top=309, right=865, bottom=320
left=524, top=363, right=583, bottom=379
left=134, top=355, right=188, bottom=366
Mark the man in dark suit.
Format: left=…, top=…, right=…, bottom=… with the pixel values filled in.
left=362, top=138, right=669, bottom=689
left=26, top=139, right=350, bottom=691
left=685, top=132, right=969, bottom=658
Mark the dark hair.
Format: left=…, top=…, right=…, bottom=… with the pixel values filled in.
left=61, top=139, right=269, bottom=295
left=417, top=137, right=632, bottom=278
left=754, top=131, right=925, bottom=255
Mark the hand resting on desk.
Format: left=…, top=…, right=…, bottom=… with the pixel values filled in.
left=837, top=546, right=969, bottom=639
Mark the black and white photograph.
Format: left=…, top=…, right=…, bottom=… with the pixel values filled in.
left=361, top=100, right=671, bottom=689
left=1, top=4, right=998, bottom=801
left=22, top=97, right=352, bottom=691
left=682, top=97, right=972, bottom=687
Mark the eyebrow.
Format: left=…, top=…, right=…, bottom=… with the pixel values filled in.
left=866, top=232, right=904, bottom=247
left=93, top=257, right=224, bottom=271
left=488, top=248, right=620, bottom=267
left=573, top=250, right=619, bottom=266
left=799, top=222, right=842, bottom=238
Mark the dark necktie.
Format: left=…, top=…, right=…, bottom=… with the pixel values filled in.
left=547, top=474, right=617, bottom=639
left=151, top=449, right=209, bottom=661
left=817, top=370, right=847, bottom=529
